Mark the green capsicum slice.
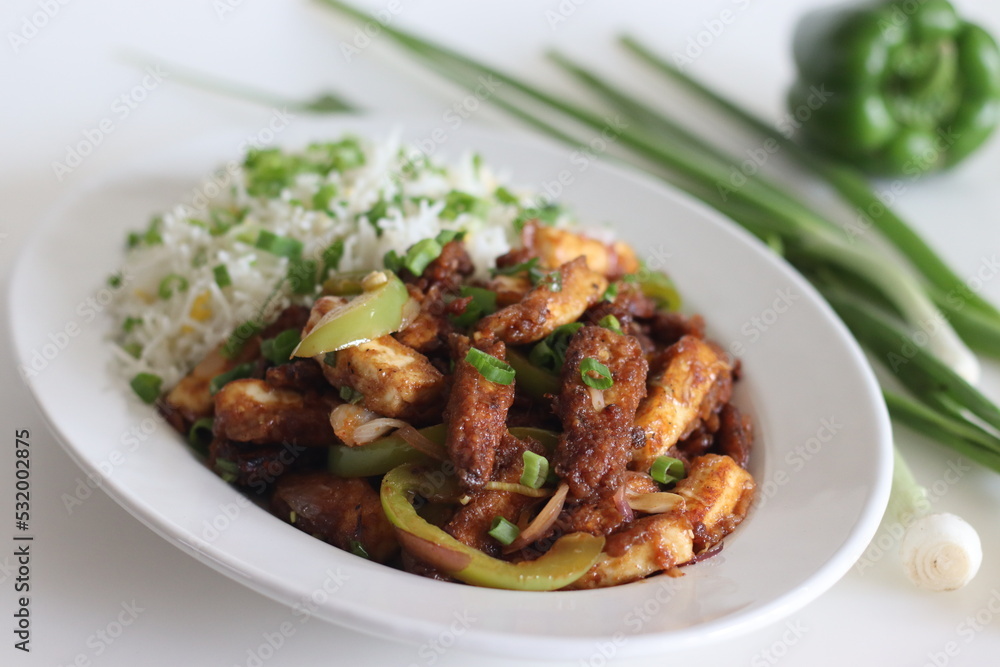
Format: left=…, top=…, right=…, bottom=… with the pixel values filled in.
left=328, top=425, right=558, bottom=477
left=292, top=270, right=415, bottom=358
left=788, top=0, right=1000, bottom=175
left=380, top=463, right=604, bottom=590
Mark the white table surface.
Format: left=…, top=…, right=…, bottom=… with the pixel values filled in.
left=4, top=1, right=1000, bottom=665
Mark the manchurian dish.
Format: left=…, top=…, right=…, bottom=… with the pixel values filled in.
left=113, top=136, right=755, bottom=591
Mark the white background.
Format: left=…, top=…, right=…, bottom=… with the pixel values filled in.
left=3, top=1, right=1000, bottom=665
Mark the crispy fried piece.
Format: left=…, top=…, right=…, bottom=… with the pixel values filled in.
left=553, top=325, right=648, bottom=501
left=208, top=437, right=322, bottom=491
left=632, top=336, right=733, bottom=472
left=444, top=335, right=515, bottom=490
left=415, top=240, right=474, bottom=291
left=271, top=472, right=399, bottom=563
left=160, top=340, right=260, bottom=431
left=524, top=222, right=640, bottom=279
left=213, top=378, right=336, bottom=447
left=302, top=295, right=446, bottom=421
left=395, top=284, right=453, bottom=356
left=716, top=404, right=753, bottom=469
left=486, top=274, right=534, bottom=307
left=649, top=311, right=706, bottom=347
left=566, top=511, right=695, bottom=589
left=264, top=359, right=329, bottom=393
left=445, top=433, right=544, bottom=555
left=478, top=257, right=608, bottom=345
left=674, top=454, right=755, bottom=553
left=558, top=494, right=626, bottom=537
left=321, top=336, right=445, bottom=421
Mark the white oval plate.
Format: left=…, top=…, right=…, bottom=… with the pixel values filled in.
left=9, top=117, right=891, bottom=659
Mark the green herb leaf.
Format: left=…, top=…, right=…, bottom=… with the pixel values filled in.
left=130, top=372, right=163, bottom=404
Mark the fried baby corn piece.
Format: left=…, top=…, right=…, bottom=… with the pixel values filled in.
left=553, top=325, right=648, bottom=501
left=565, top=511, right=694, bottom=589
left=478, top=256, right=608, bottom=345
left=523, top=222, right=640, bottom=280
left=271, top=472, right=399, bottom=563
left=304, top=296, right=445, bottom=421
left=674, top=454, right=755, bottom=552
left=444, top=335, right=515, bottom=490
left=632, top=335, right=733, bottom=472
left=213, top=378, right=336, bottom=447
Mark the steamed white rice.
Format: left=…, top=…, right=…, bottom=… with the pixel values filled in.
left=109, top=133, right=569, bottom=389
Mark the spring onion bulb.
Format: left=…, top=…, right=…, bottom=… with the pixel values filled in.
left=889, top=448, right=981, bottom=591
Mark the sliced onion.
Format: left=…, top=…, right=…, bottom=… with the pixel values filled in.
left=503, top=483, right=569, bottom=554
left=588, top=385, right=606, bottom=411
left=628, top=492, right=685, bottom=514
left=329, top=403, right=381, bottom=447
left=351, top=417, right=408, bottom=445
left=613, top=483, right=635, bottom=524
left=394, top=528, right=472, bottom=573
left=683, top=542, right=724, bottom=566
left=484, top=482, right=553, bottom=498
left=396, top=424, right=448, bottom=461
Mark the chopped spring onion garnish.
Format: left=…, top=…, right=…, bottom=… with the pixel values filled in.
left=213, top=264, right=232, bottom=288
left=466, top=347, right=516, bottom=385
left=214, top=458, right=239, bottom=483
left=450, top=286, right=498, bottom=327
left=261, top=329, right=301, bottom=365
left=650, top=456, right=685, bottom=485
left=122, top=316, right=142, bottom=333
left=107, top=272, right=123, bottom=288
left=313, top=183, right=338, bottom=211
left=349, top=540, right=371, bottom=559
left=130, top=372, right=163, bottom=404
left=187, top=417, right=214, bottom=451
left=580, top=358, right=613, bottom=390
left=520, top=451, right=550, bottom=489
left=255, top=230, right=303, bottom=258
left=488, top=517, right=521, bottom=546
left=638, top=270, right=682, bottom=311
left=529, top=322, right=584, bottom=373
left=123, top=342, right=143, bottom=359
left=339, top=385, right=365, bottom=404
left=541, top=270, right=562, bottom=292
left=287, top=257, right=319, bottom=294
left=323, top=351, right=338, bottom=367
left=158, top=273, right=189, bottom=300
left=492, top=257, right=543, bottom=283
left=599, top=314, right=623, bottom=334
left=602, top=283, right=618, bottom=302
left=435, top=229, right=466, bottom=244
left=322, top=239, right=345, bottom=274
left=208, top=362, right=255, bottom=396
left=222, top=319, right=262, bottom=359
left=403, top=238, right=442, bottom=276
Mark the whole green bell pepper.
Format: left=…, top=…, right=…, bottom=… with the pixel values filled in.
left=788, top=0, right=1000, bottom=175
